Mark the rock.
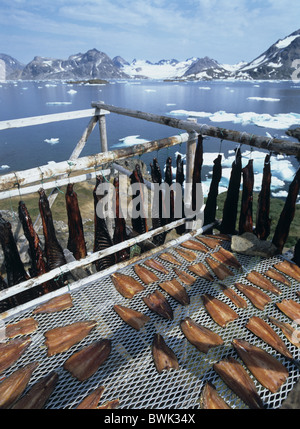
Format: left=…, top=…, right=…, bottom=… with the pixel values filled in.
left=231, top=232, right=277, bottom=258
left=286, top=127, right=300, bottom=143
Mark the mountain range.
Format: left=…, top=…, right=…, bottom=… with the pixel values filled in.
left=1, top=28, right=299, bottom=81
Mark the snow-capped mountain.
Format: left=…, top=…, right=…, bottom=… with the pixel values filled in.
left=0, top=54, right=24, bottom=80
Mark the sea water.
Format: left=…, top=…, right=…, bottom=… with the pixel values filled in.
left=0, top=79, right=299, bottom=199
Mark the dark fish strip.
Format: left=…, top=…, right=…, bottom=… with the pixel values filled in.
left=111, top=272, right=145, bottom=299
left=274, top=260, right=300, bottom=282
left=195, top=235, right=222, bottom=249
left=180, top=317, right=224, bottom=353
left=164, top=156, right=174, bottom=224
left=235, top=282, right=271, bottom=311
left=159, top=278, right=190, bottom=306
left=76, top=386, right=105, bottom=409
left=206, top=257, right=235, bottom=280
left=276, top=299, right=300, bottom=322
left=173, top=267, right=196, bottom=285
left=263, top=268, right=291, bottom=286
left=213, top=356, right=264, bottom=409
left=202, top=294, right=239, bottom=327
left=220, top=147, right=242, bottom=234
left=143, top=290, right=173, bottom=320
left=0, top=337, right=31, bottom=374
left=239, top=159, right=254, bottom=235
left=11, top=371, right=58, bottom=409
left=144, top=258, right=169, bottom=274
left=181, top=239, right=209, bottom=252
left=98, top=399, right=120, bottom=409
left=255, top=154, right=271, bottom=240
left=175, top=154, right=186, bottom=235
left=246, top=270, right=282, bottom=295
left=150, top=158, right=167, bottom=246
left=268, top=316, right=300, bottom=348
left=232, top=338, right=289, bottom=393
left=32, top=293, right=73, bottom=314
left=204, top=154, right=222, bottom=234
left=5, top=317, right=38, bottom=338
left=200, top=382, right=231, bottom=409
left=272, top=168, right=300, bottom=254
left=134, top=264, right=159, bottom=284
left=65, top=183, right=87, bottom=261
left=152, top=333, right=179, bottom=374
left=212, top=247, right=242, bottom=270
left=113, top=304, right=150, bottom=330
left=159, top=252, right=181, bottom=266
left=130, top=164, right=148, bottom=235
left=219, top=284, right=248, bottom=308
left=192, top=135, right=203, bottom=212
left=188, top=262, right=214, bottom=282
left=113, top=177, right=129, bottom=262
left=175, top=247, right=197, bottom=262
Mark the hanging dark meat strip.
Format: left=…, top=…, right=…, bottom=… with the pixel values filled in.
left=255, top=154, right=271, bottom=240
left=192, top=134, right=203, bottom=213
left=0, top=273, right=17, bottom=313
left=293, top=239, right=300, bottom=267
left=93, top=175, right=116, bottom=271
left=38, top=188, right=66, bottom=288
left=164, top=156, right=174, bottom=224
left=220, top=147, right=242, bottom=235
left=150, top=158, right=166, bottom=246
left=129, top=164, right=148, bottom=235
left=18, top=201, right=54, bottom=295
left=65, top=184, right=87, bottom=261
left=272, top=168, right=300, bottom=254
left=239, top=159, right=254, bottom=235
left=175, top=154, right=186, bottom=235
left=204, top=154, right=222, bottom=234
left=0, top=213, right=32, bottom=305
left=113, top=177, right=129, bottom=262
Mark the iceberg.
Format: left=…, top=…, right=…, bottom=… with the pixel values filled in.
left=44, top=137, right=60, bottom=145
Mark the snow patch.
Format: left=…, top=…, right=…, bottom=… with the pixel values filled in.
left=275, top=35, right=300, bottom=49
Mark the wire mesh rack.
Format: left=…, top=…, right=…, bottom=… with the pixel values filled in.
left=1, top=234, right=299, bottom=409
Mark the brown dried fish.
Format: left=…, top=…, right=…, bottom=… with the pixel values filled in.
left=181, top=239, right=209, bottom=252
left=195, top=235, right=222, bottom=249
left=0, top=337, right=31, bottom=374
left=212, top=247, right=242, bottom=270
left=180, top=317, right=224, bottom=353
left=64, top=339, right=111, bottom=381
left=173, top=267, right=196, bottom=285
left=246, top=316, right=293, bottom=359
left=133, top=265, right=159, bottom=285
left=5, top=317, right=39, bottom=339
left=264, top=268, right=291, bottom=287
left=76, top=386, right=105, bottom=409
left=143, top=290, right=173, bottom=320
left=219, top=284, right=248, bottom=309
left=206, top=233, right=231, bottom=242
left=232, top=338, right=289, bottom=393
left=32, top=294, right=73, bottom=314
left=235, top=283, right=271, bottom=311
left=111, top=272, right=145, bottom=299
left=269, top=317, right=300, bottom=348
left=152, top=333, right=179, bottom=374
left=276, top=299, right=300, bottom=322
left=202, top=294, right=239, bottom=327
left=199, top=382, right=231, bottom=409
left=11, top=371, right=58, bottom=409
left=144, top=258, right=169, bottom=274
left=274, top=260, right=300, bottom=282
left=44, top=320, right=97, bottom=356
left=246, top=271, right=282, bottom=296
left=159, top=279, right=190, bottom=306
left=175, top=247, right=197, bottom=262
left=159, top=252, right=182, bottom=266
left=188, top=262, right=214, bottom=282
left=98, top=399, right=120, bottom=409
left=206, top=257, right=235, bottom=280
left=113, top=304, right=150, bottom=330
left=213, top=357, right=264, bottom=409
left=0, top=361, right=39, bottom=409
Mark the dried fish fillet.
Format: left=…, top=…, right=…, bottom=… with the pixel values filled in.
left=246, top=271, right=282, bottom=296
left=219, top=284, right=248, bottom=309
left=0, top=361, right=39, bottom=409
left=188, top=262, right=214, bottom=282
left=32, top=294, right=73, bottom=314
left=5, top=317, right=38, bottom=339
left=235, top=283, right=271, bottom=311
left=159, top=252, right=181, bottom=266
left=246, top=316, right=293, bottom=359
left=213, top=357, right=264, bottom=409
left=195, top=235, right=222, bottom=249
left=45, top=320, right=97, bottom=356
left=264, top=268, right=291, bottom=287
left=0, top=337, right=31, bottom=374
left=276, top=299, right=300, bottom=322
left=113, top=304, right=150, bottom=330
left=175, top=247, right=197, bottom=262
left=212, top=247, right=242, bottom=270
left=200, top=382, right=231, bottom=409
left=269, top=317, right=300, bottom=348
left=206, top=233, right=231, bottom=242
left=202, top=294, right=239, bottom=327
left=152, top=333, right=179, bottom=374
left=232, top=338, right=289, bottom=393
left=11, top=371, right=58, bottom=409
left=144, top=259, right=169, bottom=274
left=76, top=386, right=105, bottom=409
left=180, top=317, right=224, bottom=353
left=133, top=264, right=159, bottom=285
left=159, top=279, right=190, bottom=306
left=173, top=267, right=196, bottom=285
left=98, top=399, right=120, bottom=409
left=143, top=290, right=173, bottom=320
left=64, top=339, right=111, bottom=381
left=111, top=272, right=145, bottom=299
left=206, top=257, right=235, bottom=280
left=181, top=239, right=209, bottom=252
left=274, top=260, right=300, bottom=281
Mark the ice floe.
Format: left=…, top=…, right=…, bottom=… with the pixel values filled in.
left=46, top=101, right=72, bottom=105
left=247, top=97, right=280, bottom=102
left=67, top=89, right=77, bottom=95
left=0, top=165, right=10, bottom=170
left=113, top=135, right=150, bottom=148
left=44, top=138, right=60, bottom=145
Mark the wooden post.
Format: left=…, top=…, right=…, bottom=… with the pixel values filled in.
left=99, top=114, right=108, bottom=153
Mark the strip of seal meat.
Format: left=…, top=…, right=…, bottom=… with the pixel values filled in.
left=255, top=154, right=271, bottom=240
left=238, top=159, right=254, bottom=235
left=113, top=177, right=129, bottom=262
left=130, top=164, right=148, bottom=235
left=150, top=158, right=167, bottom=246
left=204, top=154, right=222, bottom=234
left=175, top=153, right=186, bottom=235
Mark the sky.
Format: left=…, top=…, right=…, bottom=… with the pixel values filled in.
left=1, top=0, right=300, bottom=66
